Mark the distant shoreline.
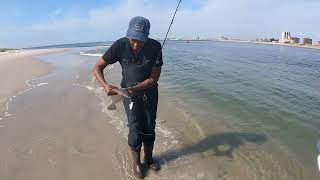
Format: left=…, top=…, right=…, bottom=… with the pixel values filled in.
left=252, top=41, right=320, bottom=50
left=182, top=39, right=320, bottom=50
left=159, top=39, right=320, bottom=49
left=2, top=39, right=320, bottom=51
left=0, top=48, right=19, bottom=52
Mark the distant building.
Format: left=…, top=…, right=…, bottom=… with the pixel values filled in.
left=280, top=32, right=291, bottom=43
left=270, top=38, right=279, bottom=43
left=256, top=38, right=278, bottom=43
left=290, top=37, right=300, bottom=44
left=318, top=41, right=320, bottom=46
left=303, top=38, right=312, bottom=45
left=256, top=38, right=266, bottom=42
left=220, top=36, right=229, bottom=40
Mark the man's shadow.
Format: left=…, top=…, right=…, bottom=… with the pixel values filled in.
left=156, top=132, right=267, bottom=164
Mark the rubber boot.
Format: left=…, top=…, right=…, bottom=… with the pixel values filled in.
left=143, top=143, right=161, bottom=171
left=131, top=148, right=144, bottom=179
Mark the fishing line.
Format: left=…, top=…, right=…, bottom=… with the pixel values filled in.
left=154, top=0, right=182, bottom=64
left=161, top=0, right=182, bottom=49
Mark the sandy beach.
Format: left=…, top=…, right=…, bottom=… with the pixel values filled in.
left=0, top=49, right=68, bottom=116
left=0, top=49, right=125, bottom=179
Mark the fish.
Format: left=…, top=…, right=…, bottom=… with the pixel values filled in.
left=107, top=88, right=129, bottom=110
left=107, top=94, right=124, bottom=110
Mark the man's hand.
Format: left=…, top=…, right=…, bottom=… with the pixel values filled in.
left=94, top=57, right=118, bottom=96
left=127, top=86, right=137, bottom=94
left=128, top=67, right=161, bottom=92
left=104, top=84, right=119, bottom=96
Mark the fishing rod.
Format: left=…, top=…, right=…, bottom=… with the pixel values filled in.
left=155, top=0, right=182, bottom=64
left=161, top=0, right=182, bottom=49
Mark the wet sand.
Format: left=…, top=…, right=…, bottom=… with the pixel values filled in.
left=0, top=49, right=125, bottom=179
left=0, top=81, right=124, bottom=180
left=0, top=49, right=68, bottom=116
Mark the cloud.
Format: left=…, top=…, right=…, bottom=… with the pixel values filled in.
left=1, top=0, right=319, bottom=47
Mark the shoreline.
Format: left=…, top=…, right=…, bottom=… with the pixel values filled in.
left=253, top=41, right=320, bottom=50
left=0, top=48, right=124, bottom=179
left=0, top=48, right=69, bottom=116
left=0, top=45, right=318, bottom=179
left=0, top=48, right=19, bottom=52
left=161, top=39, right=320, bottom=50
left=217, top=39, right=320, bottom=50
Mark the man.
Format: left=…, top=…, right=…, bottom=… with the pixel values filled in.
left=93, top=16, right=162, bottom=179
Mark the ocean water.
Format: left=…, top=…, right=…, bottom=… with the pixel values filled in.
left=38, top=41, right=320, bottom=179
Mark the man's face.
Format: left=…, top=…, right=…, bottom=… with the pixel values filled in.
left=129, top=38, right=145, bottom=54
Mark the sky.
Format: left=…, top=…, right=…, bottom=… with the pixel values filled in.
left=0, top=0, right=319, bottom=48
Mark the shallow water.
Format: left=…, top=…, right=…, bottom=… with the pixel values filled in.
left=78, top=41, right=320, bottom=179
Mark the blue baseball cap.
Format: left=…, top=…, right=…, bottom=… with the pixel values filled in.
left=126, top=16, right=150, bottom=42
